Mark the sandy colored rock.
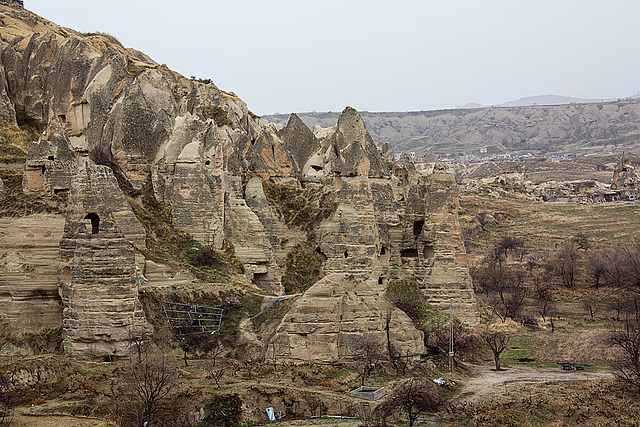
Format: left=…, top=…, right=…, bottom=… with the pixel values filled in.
left=275, top=273, right=424, bottom=364
left=58, top=160, right=147, bottom=359
left=0, top=214, right=64, bottom=333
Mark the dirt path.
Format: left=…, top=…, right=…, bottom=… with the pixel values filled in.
left=459, top=364, right=614, bottom=402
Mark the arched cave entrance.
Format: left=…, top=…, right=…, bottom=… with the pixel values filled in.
left=84, top=213, right=100, bottom=234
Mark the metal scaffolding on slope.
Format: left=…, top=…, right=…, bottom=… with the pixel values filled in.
left=161, top=301, right=224, bottom=336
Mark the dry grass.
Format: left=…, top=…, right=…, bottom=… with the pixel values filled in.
left=459, top=193, right=640, bottom=254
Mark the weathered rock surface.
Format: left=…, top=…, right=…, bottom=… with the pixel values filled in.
left=23, top=125, right=77, bottom=197
left=274, top=274, right=424, bottom=364
left=0, top=214, right=64, bottom=332
left=1, top=5, right=479, bottom=359
left=58, top=160, right=147, bottom=359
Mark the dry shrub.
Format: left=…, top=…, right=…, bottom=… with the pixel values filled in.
left=203, top=393, right=242, bottom=427
left=318, top=379, right=338, bottom=390
left=193, top=246, right=218, bottom=268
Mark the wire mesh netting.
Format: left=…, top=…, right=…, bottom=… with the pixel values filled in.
left=161, top=301, right=223, bottom=335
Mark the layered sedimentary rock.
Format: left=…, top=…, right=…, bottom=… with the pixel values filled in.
left=58, top=160, right=147, bottom=359
left=2, top=4, right=478, bottom=359
left=0, top=214, right=64, bottom=332
left=274, top=274, right=424, bottom=364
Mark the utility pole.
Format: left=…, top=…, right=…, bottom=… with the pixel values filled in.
left=449, top=297, right=454, bottom=373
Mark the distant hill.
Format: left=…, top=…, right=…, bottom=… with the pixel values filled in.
left=456, top=95, right=612, bottom=109
left=264, top=99, right=640, bottom=158
left=498, top=94, right=611, bottom=107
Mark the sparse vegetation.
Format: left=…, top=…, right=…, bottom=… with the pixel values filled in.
left=0, top=118, right=36, bottom=163
left=376, top=377, right=444, bottom=427
left=262, top=179, right=338, bottom=231
left=0, top=170, right=67, bottom=217
left=202, top=105, right=232, bottom=127
left=281, top=241, right=324, bottom=294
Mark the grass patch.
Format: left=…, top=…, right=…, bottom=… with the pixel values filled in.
left=385, top=278, right=438, bottom=328
left=502, top=335, right=535, bottom=366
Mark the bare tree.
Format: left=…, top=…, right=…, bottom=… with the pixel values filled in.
left=482, top=330, right=510, bottom=371
left=610, top=321, right=640, bottom=393
left=533, top=274, right=553, bottom=322
left=376, top=377, right=443, bottom=427
left=585, top=249, right=608, bottom=288
left=266, top=334, right=290, bottom=372
left=206, top=339, right=225, bottom=388
left=613, top=240, right=640, bottom=293
left=124, top=349, right=179, bottom=425
left=472, top=253, right=523, bottom=303
left=550, top=242, right=581, bottom=288
left=581, top=294, right=601, bottom=322
left=354, top=333, right=385, bottom=386
left=572, top=233, right=591, bottom=251
left=495, top=235, right=525, bottom=259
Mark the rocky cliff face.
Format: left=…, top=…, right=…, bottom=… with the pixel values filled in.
left=274, top=274, right=424, bottom=364
left=0, top=4, right=478, bottom=361
left=58, top=159, right=147, bottom=359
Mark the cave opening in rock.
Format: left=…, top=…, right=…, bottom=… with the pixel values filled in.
left=84, top=213, right=100, bottom=234
left=315, top=247, right=328, bottom=262
left=379, top=246, right=389, bottom=263
left=344, top=250, right=349, bottom=259
left=400, top=248, right=419, bottom=258
left=423, top=244, right=434, bottom=260
left=253, top=272, right=268, bottom=285
left=413, top=220, right=424, bottom=236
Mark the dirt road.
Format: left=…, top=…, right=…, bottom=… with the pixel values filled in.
left=459, top=364, right=614, bottom=402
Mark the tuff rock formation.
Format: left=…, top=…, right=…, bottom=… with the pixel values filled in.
left=0, top=4, right=478, bottom=361
left=58, top=159, right=147, bottom=359
left=274, top=274, right=424, bottom=364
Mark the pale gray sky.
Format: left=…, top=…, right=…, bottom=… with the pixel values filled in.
left=26, top=0, right=640, bottom=115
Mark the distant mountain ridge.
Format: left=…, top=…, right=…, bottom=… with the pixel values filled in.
left=458, top=94, right=612, bottom=109
left=264, top=98, right=640, bottom=158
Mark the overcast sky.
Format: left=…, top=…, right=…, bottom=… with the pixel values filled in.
left=26, top=0, right=640, bottom=115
